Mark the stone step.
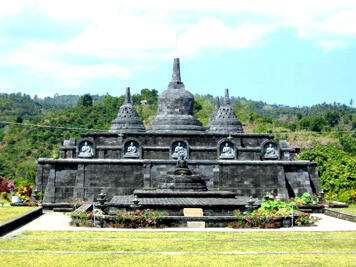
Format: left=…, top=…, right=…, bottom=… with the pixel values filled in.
left=53, top=208, right=73, bottom=212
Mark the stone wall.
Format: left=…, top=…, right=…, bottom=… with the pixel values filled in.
left=37, top=158, right=319, bottom=203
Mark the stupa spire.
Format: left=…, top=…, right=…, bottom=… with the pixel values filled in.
left=168, top=58, right=185, bottom=89
left=224, top=88, right=230, bottom=105
left=215, top=97, right=220, bottom=109
left=124, top=87, right=133, bottom=104
left=171, top=58, right=181, bottom=83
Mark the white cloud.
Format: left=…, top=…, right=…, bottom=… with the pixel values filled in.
left=316, top=40, right=349, bottom=51
left=5, top=41, right=135, bottom=87
left=58, top=64, right=132, bottom=79
left=1, top=0, right=356, bottom=89
left=61, top=11, right=177, bottom=60
left=178, top=19, right=273, bottom=57
left=315, top=11, right=356, bottom=35
left=0, top=0, right=22, bottom=20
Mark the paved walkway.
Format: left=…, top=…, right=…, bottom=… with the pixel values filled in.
left=3, top=211, right=356, bottom=238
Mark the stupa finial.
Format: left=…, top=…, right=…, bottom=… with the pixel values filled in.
left=224, top=88, right=230, bottom=105
left=124, top=87, right=132, bottom=104
left=171, top=58, right=181, bottom=83
left=215, top=97, right=220, bottom=109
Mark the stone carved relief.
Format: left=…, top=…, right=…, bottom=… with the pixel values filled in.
left=78, top=141, right=94, bottom=158
left=124, top=141, right=140, bottom=158
left=171, top=141, right=188, bottom=160
left=219, top=142, right=235, bottom=159
left=262, top=142, right=279, bottom=160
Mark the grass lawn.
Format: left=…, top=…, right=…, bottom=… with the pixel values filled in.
left=334, top=204, right=356, bottom=215
left=19, top=230, right=356, bottom=239
left=0, top=231, right=355, bottom=266
left=2, top=253, right=355, bottom=267
left=0, top=206, right=36, bottom=224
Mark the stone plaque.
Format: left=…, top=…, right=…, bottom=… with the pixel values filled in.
left=187, top=221, right=206, bottom=228
left=184, top=208, right=203, bottom=217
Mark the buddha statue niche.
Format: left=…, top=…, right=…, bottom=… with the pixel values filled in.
left=219, top=142, right=234, bottom=159
left=124, top=142, right=139, bottom=158
left=264, top=143, right=278, bottom=159
left=172, top=142, right=187, bottom=159
left=78, top=141, right=93, bottom=158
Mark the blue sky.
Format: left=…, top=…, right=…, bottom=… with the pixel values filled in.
left=0, top=1, right=355, bottom=107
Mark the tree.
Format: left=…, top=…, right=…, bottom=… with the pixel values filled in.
left=325, top=111, right=340, bottom=127
left=299, top=144, right=356, bottom=203
left=140, top=89, right=158, bottom=105
left=15, top=116, right=23, bottom=123
left=77, top=94, right=93, bottom=107
left=310, top=116, right=326, bottom=132
left=299, top=117, right=310, bottom=129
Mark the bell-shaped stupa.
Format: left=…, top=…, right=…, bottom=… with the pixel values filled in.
left=208, top=88, right=243, bottom=133
left=110, top=87, right=145, bottom=132
left=207, top=97, right=220, bottom=130
left=147, top=58, right=204, bottom=132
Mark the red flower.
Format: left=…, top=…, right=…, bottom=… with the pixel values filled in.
left=273, top=217, right=278, bottom=220
left=246, top=219, right=251, bottom=222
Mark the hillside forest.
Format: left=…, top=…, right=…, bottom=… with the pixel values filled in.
left=0, top=90, right=355, bottom=203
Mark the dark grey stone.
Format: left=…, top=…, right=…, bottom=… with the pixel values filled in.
left=147, top=58, right=204, bottom=132
left=208, top=89, right=243, bottom=134
left=110, top=87, right=145, bottom=133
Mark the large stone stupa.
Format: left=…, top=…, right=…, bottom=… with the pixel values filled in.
left=147, top=58, right=204, bottom=132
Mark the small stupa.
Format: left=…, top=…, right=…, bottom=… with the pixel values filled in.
left=208, top=88, right=243, bottom=133
left=110, top=87, right=145, bottom=132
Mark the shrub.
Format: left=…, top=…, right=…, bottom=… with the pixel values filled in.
left=288, top=192, right=314, bottom=205
left=295, top=212, right=321, bottom=226
left=257, top=195, right=293, bottom=216
left=114, top=209, right=168, bottom=228
left=69, top=210, right=94, bottom=227
left=15, top=184, right=32, bottom=201
left=232, top=196, right=321, bottom=228
left=299, top=144, right=356, bottom=203
left=0, top=176, right=15, bottom=193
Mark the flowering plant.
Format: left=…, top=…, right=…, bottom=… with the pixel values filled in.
left=287, top=192, right=314, bottom=206
left=256, top=197, right=293, bottom=217
left=15, top=184, right=32, bottom=201
left=69, top=210, right=94, bottom=227
left=294, top=211, right=321, bottom=226
left=0, top=176, right=15, bottom=193
left=114, top=209, right=168, bottom=228
left=232, top=196, right=321, bottom=228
